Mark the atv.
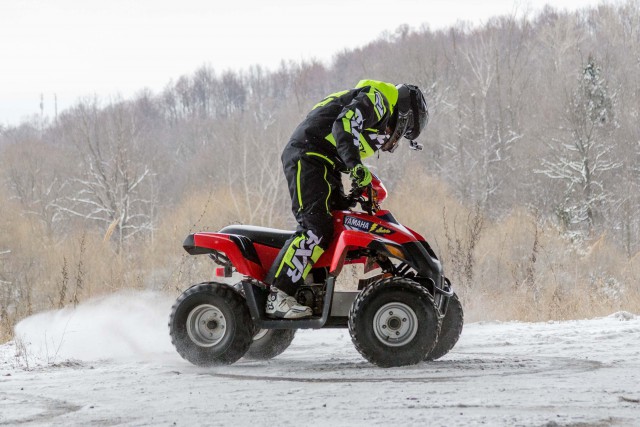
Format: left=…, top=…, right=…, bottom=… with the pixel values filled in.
left=169, top=174, right=463, bottom=367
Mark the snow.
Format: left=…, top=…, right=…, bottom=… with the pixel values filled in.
left=1, top=291, right=639, bottom=426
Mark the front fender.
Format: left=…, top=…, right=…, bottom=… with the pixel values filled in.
left=326, top=230, right=443, bottom=283
left=327, top=230, right=406, bottom=276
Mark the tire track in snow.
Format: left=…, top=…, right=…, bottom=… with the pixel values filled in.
left=198, top=354, right=603, bottom=383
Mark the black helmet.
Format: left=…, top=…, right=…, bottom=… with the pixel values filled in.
left=382, top=84, right=429, bottom=152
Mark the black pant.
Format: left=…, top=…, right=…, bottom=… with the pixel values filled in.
left=267, top=148, right=342, bottom=295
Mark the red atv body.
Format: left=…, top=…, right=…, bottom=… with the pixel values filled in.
left=169, top=176, right=463, bottom=367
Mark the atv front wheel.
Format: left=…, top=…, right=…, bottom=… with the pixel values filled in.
left=244, top=329, right=296, bottom=360
left=169, top=282, right=253, bottom=366
left=348, top=277, right=440, bottom=367
left=425, top=292, right=464, bottom=361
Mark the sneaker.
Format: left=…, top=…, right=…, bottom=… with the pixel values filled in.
left=265, top=287, right=312, bottom=319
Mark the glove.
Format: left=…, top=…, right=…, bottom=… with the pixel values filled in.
left=330, top=192, right=355, bottom=210
left=350, top=163, right=372, bottom=187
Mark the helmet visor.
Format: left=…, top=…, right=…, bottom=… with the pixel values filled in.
left=381, top=111, right=412, bottom=152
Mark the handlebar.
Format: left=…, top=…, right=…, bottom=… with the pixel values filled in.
left=347, top=181, right=375, bottom=215
left=344, top=172, right=386, bottom=214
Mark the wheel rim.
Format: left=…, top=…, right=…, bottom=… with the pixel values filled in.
left=372, top=302, right=419, bottom=347
left=253, top=329, right=269, bottom=341
left=186, top=304, right=227, bottom=347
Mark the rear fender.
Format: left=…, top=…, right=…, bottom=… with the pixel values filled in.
left=183, top=233, right=266, bottom=280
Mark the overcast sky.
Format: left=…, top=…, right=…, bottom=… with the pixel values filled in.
left=0, top=0, right=604, bottom=126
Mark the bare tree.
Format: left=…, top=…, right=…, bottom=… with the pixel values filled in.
left=221, top=108, right=290, bottom=227
left=440, top=19, right=524, bottom=209
left=55, top=99, right=157, bottom=249
left=218, top=71, right=247, bottom=117
left=1, top=138, right=70, bottom=238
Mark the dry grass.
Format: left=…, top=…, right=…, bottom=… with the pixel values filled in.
left=390, top=169, right=640, bottom=323
left=2, top=174, right=639, bottom=341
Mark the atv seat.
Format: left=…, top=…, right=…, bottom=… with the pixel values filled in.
left=219, top=225, right=295, bottom=249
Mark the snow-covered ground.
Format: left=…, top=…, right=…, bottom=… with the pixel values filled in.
left=1, top=291, right=639, bottom=426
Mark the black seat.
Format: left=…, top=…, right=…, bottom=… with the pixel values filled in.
left=219, top=225, right=295, bottom=249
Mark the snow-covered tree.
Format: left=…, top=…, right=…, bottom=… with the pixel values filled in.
left=539, top=56, right=620, bottom=235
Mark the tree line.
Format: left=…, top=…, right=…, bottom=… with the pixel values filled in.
left=1, top=2, right=639, bottom=336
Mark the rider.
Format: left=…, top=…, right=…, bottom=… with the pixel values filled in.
left=266, top=79, right=429, bottom=318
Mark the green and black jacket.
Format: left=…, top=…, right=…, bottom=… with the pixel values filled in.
left=287, top=79, right=399, bottom=171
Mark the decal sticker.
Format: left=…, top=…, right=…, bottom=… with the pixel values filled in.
left=350, top=107, right=364, bottom=147
left=374, top=91, right=385, bottom=118
left=368, top=132, right=389, bottom=149
left=285, top=230, right=322, bottom=282
left=344, top=216, right=394, bottom=235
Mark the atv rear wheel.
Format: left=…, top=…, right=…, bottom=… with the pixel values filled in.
left=169, top=282, right=253, bottom=366
left=425, top=292, right=464, bottom=361
left=348, top=277, right=440, bottom=367
left=244, top=329, right=296, bottom=360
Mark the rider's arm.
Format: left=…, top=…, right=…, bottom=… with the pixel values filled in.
left=331, top=89, right=388, bottom=169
